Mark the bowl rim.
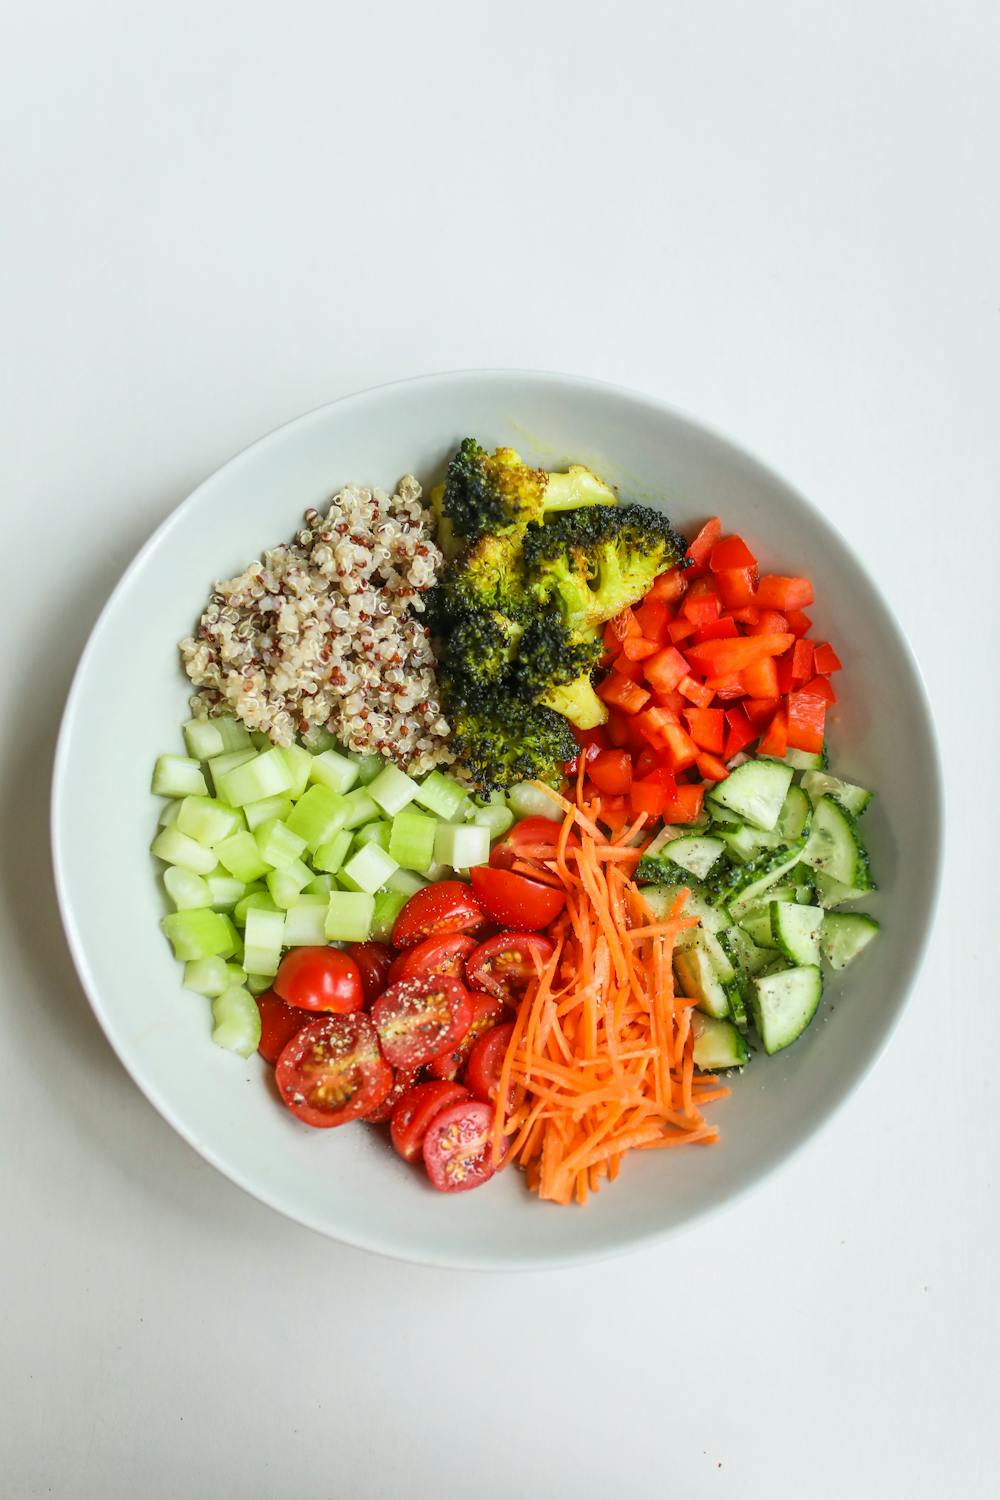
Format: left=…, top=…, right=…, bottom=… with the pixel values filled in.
left=50, top=367, right=944, bottom=1269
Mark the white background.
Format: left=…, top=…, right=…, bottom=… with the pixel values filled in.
left=2, top=2, right=997, bottom=1496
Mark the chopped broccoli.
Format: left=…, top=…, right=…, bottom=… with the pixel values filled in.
left=522, top=504, right=689, bottom=632
left=439, top=608, right=524, bottom=700
left=449, top=700, right=578, bottom=793
left=440, top=439, right=616, bottom=543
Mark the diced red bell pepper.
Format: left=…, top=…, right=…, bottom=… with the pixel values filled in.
left=664, top=781, right=705, bottom=823
left=643, top=646, right=690, bottom=694
left=597, top=674, right=651, bottom=713
left=703, top=673, right=745, bottom=700
left=631, top=769, right=677, bottom=818
left=785, top=691, right=826, bottom=753
left=595, top=793, right=629, bottom=834
left=564, top=739, right=603, bottom=776
left=731, top=606, right=761, bottom=626
left=739, top=656, right=779, bottom=699
left=684, top=707, right=725, bottom=753
left=666, top=616, right=699, bottom=643
left=571, top=724, right=611, bottom=750
left=775, top=651, right=796, bottom=694
left=605, top=710, right=631, bottom=748
left=677, top=675, right=715, bottom=708
left=684, top=633, right=794, bottom=676
left=802, top=674, right=836, bottom=704
left=634, top=598, right=670, bottom=642
left=608, top=607, right=641, bottom=643
left=658, top=723, right=699, bottom=772
left=714, top=567, right=757, bottom=609
left=744, top=697, right=779, bottom=729
left=685, top=517, right=723, bottom=575
left=620, top=635, right=660, bottom=662
left=745, top=609, right=789, bottom=636
left=650, top=689, right=686, bottom=715
left=646, top=567, right=688, bottom=604
left=588, top=749, right=634, bottom=795
left=634, top=705, right=682, bottom=745
left=758, top=708, right=788, bottom=757
left=692, top=616, right=739, bottom=644
left=634, top=746, right=661, bottom=779
left=709, top=534, right=758, bottom=572
left=813, top=642, right=843, bottom=674
left=723, top=704, right=756, bottom=759
left=785, top=610, right=812, bottom=638
left=755, top=575, right=815, bottom=611
left=695, top=751, right=729, bottom=783
left=681, top=591, right=722, bottom=627
left=611, top=653, right=648, bottom=684
left=791, top=638, right=814, bottom=683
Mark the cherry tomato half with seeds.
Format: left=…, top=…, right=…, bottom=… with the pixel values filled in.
left=346, top=941, right=394, bottom=1007
left=422, top=1099, right=506, bottom=1193
left=429, top=992, right=506, bottom=1080
left=255, top=990, right=315, bottom=1065
left=391, top=881, right=485, bottom=948
left=363, top=1064, right=423, bottom=1124
left=387, top=932, right=478, bottom=988
left=466, top=1022, right=517, bottom=1107
left=390, top=1080, right=471, bottom=1162
left=488, top=817, right=569, bottom=872
left=371, top=976, right=473, bottom=1070
left=275, top=1013, right=391, bottom=1128
left=273, top=946, right=364, bottom=1014
left=465, top=931, right=555, bottom=1004
left=470, top=867, right=566, bottom=931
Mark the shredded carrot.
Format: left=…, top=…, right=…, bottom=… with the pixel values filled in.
left=498, top=796, right=728, bottom=1202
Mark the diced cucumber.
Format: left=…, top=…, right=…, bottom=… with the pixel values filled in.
left=216, top=748, right=295, bottom=807
left=242, top=794, right=294, bottom=831
left=152, top=755, right=209, bottom=799
left=233, top=889, right=277, bottom=926
left=214, top=830, right=272, bottom=884
left=507, top=782, right=563, bottom=822
left=640, top=883, right=732, bottom=934
left=720, top=923, right=773, bottom=979
left=151, top=827, right=220, bottom=875
left=707, top=840, right=806, bottom=919
left=161, top=908, right=237, bottom=962
left=182, top=955, right=233, bottom=997
left=736, top=909, right=779, bottom=948
left=471, top=802, right=515, bottom=839
left=800, top=797, right=874, bottom=889
left=813, top=870, right=871, bottom=909
left=776, top=785, right=812, bottom=842
left=265, top=858, right=313, bottom=909
left=691, top=1012, right=750, bottom=1069
left=820, top=912, right=880, bottom=969
left=354, top=820, right=392, bottom=851
left=660, top=835, right=725, bottom=879
left=368, top=764, right=419, bottom=816
left=324, top=892, right=375, bottom=943
left=339, top=787, right=381, bottom=829
left=434, top=822, right=490, bottom=872
left=724, top=978, right=748, bottom=1031
left=285, top=784, right=346, bottom=850
left=253, top=818, right=307, bottom=869
left=279, top=743, right=314, bottom=800
left=716, top=823, right=781, bottom=863
left=414, top=770, right=470, bottom=820
left=163, top=865, right=211, bottom=910
left=704, top=800, right=742, bottom=826
left=348, top=751, right=385, bottom=786
left=205, top=873, right=246, bottom=911
left=243, top=907, right=285, bottom=976
left=782, top=746, right=827, bottom=771
left=340, top=844, right=399, bottom=895
left=308, top=748, right=359, bottom=796
left=386, top=867, right=428, bottom=896
left=388, top=807, right=437, bottom=872
left=706, top=758, right=794, bottom=831
left=210, top=985, right=262, bottom=1057
left=175, top=795, right=242, bottom=847
left=769, top=902, right=824, bottom=966
left=673, top=932, right=732, bottom=1019
left=752, top=965, right=823, bottom=1054
left=301, top=725, right=340, bottom=753
left=206, top=747, right=256, bottom=790
left=801, top=770, right=872, bottom=818
left=371, top=889, right=409, bottom=942
left=313, top=830, right=353, bottom=874
left=283, top=896, right=331, bottom=947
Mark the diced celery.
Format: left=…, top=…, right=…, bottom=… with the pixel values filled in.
left=339, top=787, right=380, bottom=830
left=266, top=858, right=313, bottom=909
left=183, top=718, right=226, bottom=761
left=472, top=789, right=507, bottom=810
left=304, top=873, right=335, bottom=896
left=424, top=859, right=452, bottom=881
left=434, top=822, right=490, bottom=871
left=243, top=794, right=294, bottom=831
left=243, top=908, right=285, bottom=976
left=308, top=748, right=359, bottom=795
left=216, top=716, right=253, bottom=751
left=151, top=828, right=219, bottom=875
left=158, top=800, right=182, bottom=828
left=388, top=807, right=437, bottom=872
left=216, top=748, right=295, bottom=807
left=162, top=908, right=236, bottom=961
left=163, top=865, right=211, bottom=910
left=285, top=783, right=347, bottom=850
left=284, top=897, right=330, bottom=946
left=152, top=755, right=208, bottom=798
left=218, top=915, right=242, bottom=959
left=507, top=782, right=562, bottom=821
left=340, top=844, right=399, bottom=895
left=226, top=962, right=247, bottom=985
left=176, top=795, right=243, bottom=847
left=371, top=889, right=408, bottom=942
left=324, top=892, right=375, bottom=943
left=312, top=830, right=353, bottom=874
left=182, top=956, right=232, bottom=997
left=245, top=972, right=272, bottom=995
left=414, top=770, right=468, bottom=820
left=354, top=820, right=392, bottom=851
left=386, top=867, right=427, bottom=896
left=302, top=725, right=340, bottom=753
left=348, top=751, right=385, bottom=785
left=368, top=764, right=419, bottom=815
left=214, top=830, right=273, bottom=883
left=205, top=873, right=246, bottom=911
left=280, top=743, right=314, bottom=799
left=211, top=986, right=262, bottom=1057
left=233, top=888, right=277, bottom=926
left=250, top=730, right=271, bottom=750
left=471, top=802, right=514, bottom=839
left=253, top=817, right=307, bottom=869
left=207, top=748, right=256, bottom=790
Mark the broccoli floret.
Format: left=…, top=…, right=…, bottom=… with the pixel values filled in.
left=440, top=608, right=524, bottom=699
left=508, top=617, right=606, bottom=730
left=449, top=700, right=578, bottom=793
left=522, top=504, right=689, bottom=632
left=442, top=530, right=530, bottom=620
left=440, top=439, right=617, bottom=543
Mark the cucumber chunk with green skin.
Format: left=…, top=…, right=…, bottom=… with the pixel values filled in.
left=800, top=797, right=874, bottom=889
left=706, top=840, right=807, bottom=918
left=724, top=978, right=748, bottom=1032
left=736, top=909, right=779, bottom=948
left=820, top=912, right=880, bottom=969
left=769, top=901, right=824, bottom=966
left=639, top=883, right=732, bottom=934
left=782, top=746, right=827, bottom=771
left=801, top=770, right=872, bottom=818
left=673, top=932, right=732, bottom=1019
left=776, top=785, right=812, bottom=842
left=211, top=985, right=262, bottom=1057
left=691, top=1012, right=749, bottom=1069
left=660, top=835, right=726, bottom=879
left=813, top=870, right=870, bottom=908
left=752, top=965, right=823, bottom=1054
left=716, top=823, right=781, bottom=863
left=720, top=923, right=773, bottom=979
left=706, top=758, right=794, bottom=831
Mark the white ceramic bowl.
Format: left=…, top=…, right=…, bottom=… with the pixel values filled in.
left=52, top=371, right=941, bottom=1268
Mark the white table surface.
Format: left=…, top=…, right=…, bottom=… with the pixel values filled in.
left=3, top=3, right=997, bottom=1495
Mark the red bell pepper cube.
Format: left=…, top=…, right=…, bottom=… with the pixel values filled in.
left=658, top=723, right=699, bottom=771
left=754, top=575, right=815, bottom=611
left=684, top=633, right=795, bottom=676
left=685, top=517, right=723, bottom=575
left=588, top=749, right=634, bottom=795
left=813, top=642, right=843, bottom=674
left=571, top=724, right=611, bottom=750
left=597, top=674, right=651, bottom=713
left=611, top=654, right=648, bottom=684
left=595, top=793, right=629, bottom=835
left=695, top=751, right=729, bottom=783
left=684, top=707, right=725, bottom=752
left=634, top=746, right=661, bottom=779
left=650, top=688, right=686, bottom=715
left=634, top=598, right=670, bottom=642
left=564, top=739, right=604, bottom=776
left=731, top=605, right=761, bottom=626
left=631, top=769, right=677, bottom=818
left=775, top=652, right=796, bottom=694
left=709, top=534, right=758, bottom=572
left=646, top=566, right=688, bottom=604
left=739, top=656, right=779, bottom=699
left=643, top=645, right=690, bottom=694
left=620, top=635, right=660, bottom=663
left=785, top=691, right=826, bottom=753
left=745, top=609, right=789, bottom=636
left=605, top=711, right=630, bottom=748
left=785, top=609, right=812, bottom=638
left=682, top=592, right=722, bottom=628
left=714, top=567, right=756, bottom=609
left=744, top=697, right=779, bottom=729
left=802, top=674, right=836, bottom=704
left=758, top=708, right=788, bottom=757
left=677, top=675, right=715, bottom=708
left=723, top=704, right=756, bottom=759
left=664, top=781, right=705, bottom=823
left=666, top=616, right=698, bottom=643
left=791, top=638, right=814, bottom=683
left=703, top=673, right=745, bottom=700
left=692, top=616, right=739, bottom=644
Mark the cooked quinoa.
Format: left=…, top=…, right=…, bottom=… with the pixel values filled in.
left=179, top=476, right=456, bottom=775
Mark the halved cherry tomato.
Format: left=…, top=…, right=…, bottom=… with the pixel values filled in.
left=428, top=992, right=506, bottom=1080
left=388, top=933, right=478, bottom=987
left=273, top=946, right=364, bottom=1014
left=255, top=990, right=314, bottom=1066
left=488, top=817, right=565, bottom=871
left=363, top=1065, right=423, bottom=1124
left=275, top=1013, right=391, bottom=1128
left=390, top=881, right=484, bottom=948
left=390, top=1080, right=471, bottom=1161
left=371, top=976, right=472, bottom=1069
left=470, top=866, right=566, bottom=930
left=346, top=942, right=394, bottom=1007
left=466, top=1022, right=515, bottom=1105
left=422, top=1099, right=505, bottom=1192
left=465, top=932, right=555, bottom=1004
